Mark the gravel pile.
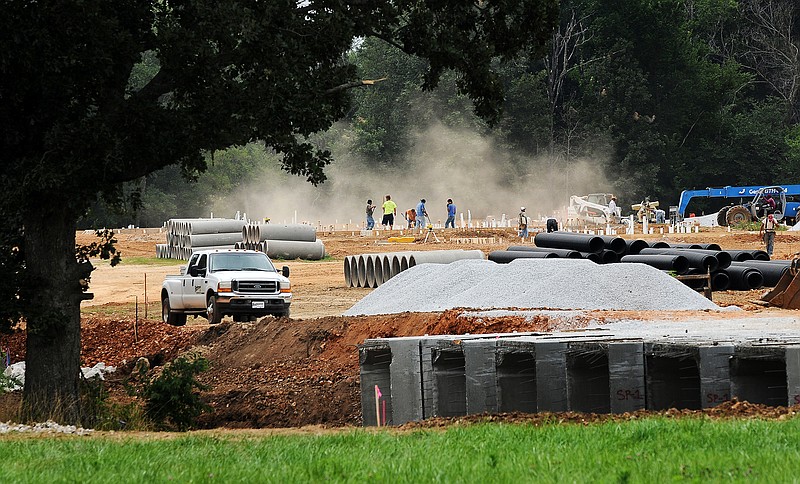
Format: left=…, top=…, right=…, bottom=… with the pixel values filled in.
left=344, top=259, right=720, bottom=316
left=0, top=420, right=93, bottom=435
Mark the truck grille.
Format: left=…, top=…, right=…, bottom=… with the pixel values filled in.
left=234, top=280, right=279, bottom=294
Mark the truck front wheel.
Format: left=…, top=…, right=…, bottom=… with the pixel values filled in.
left=207, top=295, right=223, bottom=324
left=162, top=296, right=187, bottom=326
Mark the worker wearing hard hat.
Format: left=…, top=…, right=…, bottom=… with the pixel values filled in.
left=518, top=207, right=529, bottom=239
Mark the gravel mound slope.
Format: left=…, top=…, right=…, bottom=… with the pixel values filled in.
left=344, top=259, right=720, bottom=315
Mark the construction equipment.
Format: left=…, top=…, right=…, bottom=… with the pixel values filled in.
left=566, top=193, right=619, bottom=226
left=631, top=198, right=660, bottom=223
left=677, top=185, right=798, bottom=226
left=761, top=257, right=800, bottom=308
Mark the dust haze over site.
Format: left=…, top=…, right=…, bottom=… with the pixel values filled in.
left=210, top=122, right=613, bottom=227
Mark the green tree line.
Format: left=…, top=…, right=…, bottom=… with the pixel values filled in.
left=84, top=0, right=800, bottom=227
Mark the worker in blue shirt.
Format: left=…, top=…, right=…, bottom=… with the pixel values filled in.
left=415, top=199, right=428, bottom=229
left=445, top=199, right=456, bottom=228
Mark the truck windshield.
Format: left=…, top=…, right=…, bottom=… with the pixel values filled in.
left=209, top=253, right=276, bottom=272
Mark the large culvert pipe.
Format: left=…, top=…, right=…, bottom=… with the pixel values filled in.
left=651, top=241, right=670, bottom=249
left=187, top=219, right=246, bottom=235
left=264, top=239, right=326, bottom=260
left=367, top=254, right=383, bottom=287
left=685, top=269, right=731, bottom=291
left=365, top=256, right=376, bottom=288
left=507, top=246, right=582, bottom=259
left=400, top=255, right=410, bottom=273
left=620, top=254, right=690, bottom=274
left=344, top=256, right=353, bottom=287
left=357, top=255, right=367, bottom=288
left=488, top=250, right=559, bottom=263
left=534, top=232, right=605, bottom=253
left=350, top=256, right=359, bottom=286
left=729, top=261, right=788, bottom=287
left=381, top=255, right=392, bottom=284
left=722, top=265, right=764, bottom=290
left=667, top=243, right=703, bottom=249
left=650, top=248, right=732, bottom=269
left=600, top=250, right=619, bottom=264
left=726, top=250, right=769, bottom=262
left=255, top=223, right=317, bottom=242
left=639, top=248, right=719, bottom=272
left=186, top=233, right=245, bottom=248
left=580, top=252, right=602, bottom=263
left=624, top=239, right=650, bottom=255
left=598, top=235, right=627, bottom=255
left=407, top=250, right=484, bottom=267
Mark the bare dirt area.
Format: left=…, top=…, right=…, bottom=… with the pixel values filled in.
left=3, top=227, right=800, bottom=428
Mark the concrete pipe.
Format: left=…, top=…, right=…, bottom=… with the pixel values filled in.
left=600, top=249, right=619, bottom=264
left=729, top=261, right=788, bottom=287
left=400, top=255, right=410, bottom=273
left=598, top=235, right=627, bottom=255
left=264, top=239, right=326, bottom=260
left=489, top=250, right=559, bottom=263
left=365, top=256, right=376, bottom=288
left=726, top=250, right=769, bottom=262
left=381, top=255, right=392, bottom=284
left=534, top=232, right=604, bottom=253
left=255, top=223, right=317, bottom=243
left=722, top=265, right=763, bottom=290
left=507, top=246, right=582, bottom=259
left=344, top=256, right=353, bottom=287
left=388, top=252, right=414, bottom=278
left=350, top=256, right=359, bottom=287
left=190, top=245, right=235, bottom=253
left=242, top=226, right=250, bottom=244
left=372, top=255, right=384, bottom=287
left=408, top=250, right=484, bottom=267
left=624, top=239, right=650, bottom=255
left=580, top=252, right=602, bottom=263
left=187, top=219, right=246, bottom=235
left=650, top=241, right=670, bottom=249
left=639, top=248, right=719, bottom=272
left=619, top=254, right=690, bottom=274
left=186, top=233, right=244, bottom=248
left=357, top=255, right=368, bottom=288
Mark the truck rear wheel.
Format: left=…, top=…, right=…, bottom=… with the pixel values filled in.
left=162, top=296, right=186, bottom=326
left=717, top=207, right=730, bottom=227
left=726, top=205, right=751, bottom=226
left=207, top=295, right=223, bottom=324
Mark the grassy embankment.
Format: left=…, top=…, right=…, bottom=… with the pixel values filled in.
left=2, top=418, right=799, bottom=482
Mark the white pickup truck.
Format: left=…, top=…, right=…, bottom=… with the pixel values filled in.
left=161, top=249, right=291, bottom=325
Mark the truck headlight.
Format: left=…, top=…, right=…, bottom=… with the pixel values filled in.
left=217, top=281, right=232, bottom=293
left=280, top=281, right=291, bottom=293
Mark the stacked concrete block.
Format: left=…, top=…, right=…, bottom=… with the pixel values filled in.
left=360, top=332, right=800, bottom=426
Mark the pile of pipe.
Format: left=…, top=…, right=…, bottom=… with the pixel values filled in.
left=490, top=232, right=779, bottom=291
left=237, top=223, right=326, bottom=260
left=156, top=218, right=247, bottom=260
left=344, top=250, right=484, bottom=288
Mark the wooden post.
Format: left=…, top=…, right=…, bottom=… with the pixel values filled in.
left=134, top=296, right=139, bottom=343
left=144, top=273, right=148, bottom=319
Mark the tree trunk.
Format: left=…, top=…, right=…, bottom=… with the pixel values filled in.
left=22, top=201, right=84, bottom=424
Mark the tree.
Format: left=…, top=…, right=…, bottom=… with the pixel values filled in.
left=0, top=1, right=558, bottom=423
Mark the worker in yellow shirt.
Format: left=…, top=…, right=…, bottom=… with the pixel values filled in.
left=382, top=194, right=397, bottom=229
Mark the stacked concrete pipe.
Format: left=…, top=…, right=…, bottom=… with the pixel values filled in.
left=241, top=223, right=326, bottom=260
left=157, top=218, right=247, bottom=260
left=345, top=250, right=485, bottom=288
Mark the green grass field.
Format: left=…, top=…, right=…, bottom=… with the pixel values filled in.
left=2, top=418, right=799, bottom=482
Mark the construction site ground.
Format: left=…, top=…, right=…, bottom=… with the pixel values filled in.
left=4, top=226, right=800, bottom=429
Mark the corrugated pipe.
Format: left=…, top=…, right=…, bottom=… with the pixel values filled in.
left=639, top=248, right=719, bottom=272
left=726, top=250, right=770, bottom=262
left=598, top=235, right=627, bottom=255
left=534, top=232, right=605, bottom=253
left=721, top=265, right=763, bottom=290
left=600, top=250, right=619, bottom=264
left=619, top=254, right=690, bottom=274
left=506, top=246, right=582, bottom=259
left=624, top=239, right=650, bottom=255
left=662, top=248, right=732, bottom=270
left=488, top=250, right=558, bottom=263
left=580, top=252, right=602, bottom=263
left=729, top=260, right=788, bottom=287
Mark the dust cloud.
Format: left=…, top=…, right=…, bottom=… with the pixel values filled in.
left=208, top=122, right=613, bottom=228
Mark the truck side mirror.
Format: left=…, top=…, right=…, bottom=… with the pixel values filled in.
left=189, top=266, right=200, bottom=277
left=282, top=266, right=290, bottom=278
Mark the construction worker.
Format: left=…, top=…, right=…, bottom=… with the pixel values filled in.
left=607, top=196, right=618, bottom=223
left=381, top=195, right=397, bottom=230
left=403, top=208, right=416, bottom=228
left=518, top=207, right=528, bottom=239
left=445, top=199, right=456, bottom=228
left=760, top=213, right=777, bottom=256
left=415, top=199, right=428, bottom=230
left=365, top=199, right=376, bottom=230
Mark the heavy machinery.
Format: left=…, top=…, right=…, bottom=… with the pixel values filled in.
left=677, top=185, right=799, bottom=226
left=761, top=258, right=800, bottom=309
left=566, top=193, right=619, bottom=226
left=631, top=198, right=661, bottom=223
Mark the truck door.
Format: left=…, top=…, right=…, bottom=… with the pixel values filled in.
left=182, top=254, right=208, bottom=308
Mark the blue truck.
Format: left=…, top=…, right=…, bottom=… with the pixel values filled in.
left=677, top=185, right=799, bottom=226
